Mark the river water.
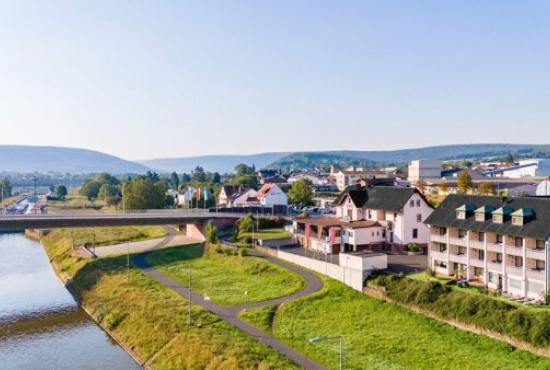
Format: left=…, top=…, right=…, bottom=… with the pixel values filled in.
left=0, top=233, right=141, bottom=370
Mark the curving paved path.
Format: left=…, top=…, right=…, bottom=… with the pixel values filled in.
left=134, top=246, right=326, bottom=370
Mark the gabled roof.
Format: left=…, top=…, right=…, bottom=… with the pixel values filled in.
left=424, top=194, right=550, bottom=240
left=335, top=185, right=427, bottom=212
left=475, top=205, right=495, bottom=214
left=512, top=208, right=535, bottom=217
left=222, top=185, right=250, bottom=198
left=456, top=204, right=476, bottom=212
left=256, top=183, right=279, bottom=198
left=492, top=206, right=514, bottom=216
left=227, top=187, right=253, bottom=201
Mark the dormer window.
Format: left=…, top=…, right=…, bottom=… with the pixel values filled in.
left=492, top=206, right=513, bottom=224
left=457, top=211, right=466, bottom=219
left=475, top=213, right=485, bottom=222
left=456, top=204, right=475, bottom=220
left=511, top=208, right=535, bottom=226
left=475, top=206, right=495, bottom=222
left=493, top=214, right=503, bottom=224
left=512, top=216, right=523, bottom=226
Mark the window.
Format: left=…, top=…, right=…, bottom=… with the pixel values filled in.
left=536, top=260, right=545, bottom=270
left=514, top=256, right=523, bottom=267
left=475, top=213, right=485, bottom=222
left=349, top=231, right=354, bottom=237
left=416, top=214, right=422, bottom=222
left=367, top=210, right=372, bottom=219
left=478, top=250, right=485, bottom=260
left=410, top=200, right=415, bottom=207
left=439, top=243, right=447, bottom=252
left=496, top=253, right=503, bottom=263
left=489, top=272, right=500, bottom=284
left=458, top=229, right=467, bottom=239
left=412, top=228, right=418, bottom=239
left=458, top=246, right=467, bottom=255
left=514, top=237, right=523, bottom=248
left=382, top=230, right=386, bottom=238
left=509, top=278, right=522, bottom=290
left=372, top=232, right=374, bottom=237
left=439, top=227, right=447, bottom=236
left=416, top=199, right=421, bottom=207
left=394, top=212, right=398, bottom=221
left=493, top=214, right=503, bottom=223
left=496, top=234, right=504, bottom=244
left=456, top=211, right=466, bottom=219
left=478, top=232, right=485, bottom=242
left=347, top=209, right=352, bottom=219
left=536, top=240, right=546, bottom=250
left=512, top=216, right=523, bottom=226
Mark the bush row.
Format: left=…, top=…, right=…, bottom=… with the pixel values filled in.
left=371, top=275, right=550, bottom=347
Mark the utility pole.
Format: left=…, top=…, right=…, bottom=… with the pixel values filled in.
left=188, top=267, right=192, bottom=325
left=127, top=239, right=130, bottom=283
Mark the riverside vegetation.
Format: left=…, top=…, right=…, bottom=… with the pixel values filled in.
left=41, top=229, right=303, bottom=369
left=240, top=277, right=550, bottom=370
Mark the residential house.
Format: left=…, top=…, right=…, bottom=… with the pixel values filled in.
left=331, top=166, right=394, bottom=191
left=176, top=186, right=196, bottom=207
left=218, top=185, right=256, bottom=208
left=288, top=174, right=324, bottom=185
left=425, top=194, right=550, bottom=299
left=256, top=184, right=288, bottom=207
left=293, top=185, right=434, bottom=254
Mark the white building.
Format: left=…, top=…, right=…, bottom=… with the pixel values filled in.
left=408, top=159, right=442, bottom=182
left=331, top=166, right=393, bottom=191
left=425, top=194, right=550, bottom=299
left=485, top=159, right=550, bottom=179
left=256, top=184, right=288, bottom=207
left=176, top=186, right=196, bottom=207
left=218, top=185, right=256, bottom=207
left=294, top=185, right=434, bottom=254
left=288, top=174, right=324, bottom=185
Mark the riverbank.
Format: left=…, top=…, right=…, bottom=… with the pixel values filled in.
left=41, top=229, right=302, bottom=369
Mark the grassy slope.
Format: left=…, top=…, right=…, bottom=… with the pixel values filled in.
left=41, top=230, right=300, bottom=370
left=145, top=244, right=305, bottom=306
left=241, top=229, right=293, bottom=241
left=240, top=278, right=550, bottom=370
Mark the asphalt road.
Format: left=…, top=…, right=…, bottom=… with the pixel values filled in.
left=134, top=247, right=327, bottom=370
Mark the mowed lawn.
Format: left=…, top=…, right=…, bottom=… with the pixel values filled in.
left=145, top=244, right=305, bottom=306
left=240, top=278, right=550, bottom=370
left=241, top=228, right=293, bottom=240
left=47, top=226, right=168, bottom=249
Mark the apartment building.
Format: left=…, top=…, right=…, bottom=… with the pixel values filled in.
left=425, top=194, right=550, bottom=299
left=293, top=185, right=433, bottom=253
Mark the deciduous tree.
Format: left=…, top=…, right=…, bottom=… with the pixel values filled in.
left=457, top=172, right=473, bottom=194
left=288, top=179, right=314, bottom=206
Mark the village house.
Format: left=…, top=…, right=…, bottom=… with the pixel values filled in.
left=255, top=183, right=288, bottom=207
left=331, top=166, right=394, bottom=191
left=425, top=194, right=550, bottom=299
left=293, top=185, right=434, bottom=254
left=218, top=185, right=256, bottom=208
left=176, top=186, right=196, bottom=207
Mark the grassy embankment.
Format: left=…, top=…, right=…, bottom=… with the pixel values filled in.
left=240, top=228, right=293, bottom=241
left=47, top=195, right=107, bottom=210
left=42, top=229, right=302, bottom=369
left=240, top=278, right=550, bottom=370
left=145, top=244, right=305, bottom=305
left=46, top=226, right=168, bottom=250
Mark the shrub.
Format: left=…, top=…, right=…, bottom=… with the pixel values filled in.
left=105, top=310, right=126, bottom=330
left=407, top=243, right=420, bottom=252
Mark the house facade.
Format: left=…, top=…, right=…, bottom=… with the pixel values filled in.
left=176, top=186, right=196, bottom=207
left=331, top=167, right=393, bottom=191
left=425, top=194, right=550, bottom=299
left=293, top=185, right=433, bottom=254
left=218, top=185, right=256, bottom=207
left=256, top=184, right=288, bottom=207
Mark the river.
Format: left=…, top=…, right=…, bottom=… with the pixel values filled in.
left=0, top=233, right=141, bottom=370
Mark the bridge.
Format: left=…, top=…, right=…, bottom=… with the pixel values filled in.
left=0, top=210, right=251, bottom=231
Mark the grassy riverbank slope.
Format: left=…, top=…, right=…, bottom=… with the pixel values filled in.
left=41, top=230, right=300, bottom=369
left=145, top=244, right=305, bottom=305
left=240, top=278, right=550, bottom=370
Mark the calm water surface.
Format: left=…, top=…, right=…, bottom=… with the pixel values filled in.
left=0, top=233, right=141, bottom=370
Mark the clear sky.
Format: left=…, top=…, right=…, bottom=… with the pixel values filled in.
left=0, top=1, right=548, bottom=160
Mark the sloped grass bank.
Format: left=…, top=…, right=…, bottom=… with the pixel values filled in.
left=145, top=244, right=305, bottom=306
left=241, top=277, right=550, bottom=370
left=41, top=230, right=299, bottom=370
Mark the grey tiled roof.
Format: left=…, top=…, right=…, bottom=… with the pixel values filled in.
left=335, top=185, right=419, bottom=212
left=424, top=194, right=550, bottom=240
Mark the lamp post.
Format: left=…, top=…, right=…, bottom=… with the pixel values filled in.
left=309, top=335, right=344, bottom=370
left=168, top=266, right=193, bottom=325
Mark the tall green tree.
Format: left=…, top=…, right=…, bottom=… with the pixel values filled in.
left=79, top=180, right=101, bottom=200
left=0, top=178, right=12, bottom=199
left=478, top=181, right=496, bottom=195
left=235, top=164, right=255, bottom=176
left=205, top=221, right=218, bottom=244
left=212, top=172, right=221, bottom=184
left=98, top=183, right=119, bottom=200
left=457, top=172, right=473, bottom=194
left=123, top=178, right=167, bottom=209
left=55, top=185, right=68, bottom=198
left=170, top=172, right=180, bottom=189
left=288, top=179, right=314, bottom=206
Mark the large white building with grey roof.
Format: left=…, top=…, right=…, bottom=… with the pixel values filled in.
left=425, top=194, right=550, bottom=299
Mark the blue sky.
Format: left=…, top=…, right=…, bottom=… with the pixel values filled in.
left=0, top=1, right=548, bottom=160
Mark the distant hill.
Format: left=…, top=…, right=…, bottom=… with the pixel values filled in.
left=265, top=144, right=550, bottom=171
left=139, top=152, right=289, bottom=174
left=0, top=145, right=151, bottom=174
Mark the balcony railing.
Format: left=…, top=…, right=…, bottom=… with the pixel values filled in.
left=486, top=242, right=503, bottom=253
left=505, top=265, right=524, bottom=277
left=468, top=258, right=484, bottom=268
left=468, top=240, right=484, bottom=249
left=449, top=253, right=467, bottom=264
left=505, top=245, right=523, bottom=256
left=449, top=237, right=467, bottom=246
left=430, top=250, right=448, bottom=262
left=526, top=268, right=545, bottom=281
left=526, top=249, right=546, bottom=260
left=487, top=261, right=503, bottom=272
left=430, top=234, right=447, bottom=243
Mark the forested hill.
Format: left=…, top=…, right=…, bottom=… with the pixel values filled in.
left=0, top=145, right=151, bottom=174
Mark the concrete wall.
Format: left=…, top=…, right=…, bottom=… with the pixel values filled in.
left=186, top=223, right=206, bottom=241
left=258, top=238, right=295, bottom=247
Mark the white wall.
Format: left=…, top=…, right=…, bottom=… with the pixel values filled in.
left=349, top=227, right=385, bottom=247
left=261, top=185, right=288, bottom=206
left=401, top=193, right=432, bottom=246
left=232, top=189, right=257, bottom=207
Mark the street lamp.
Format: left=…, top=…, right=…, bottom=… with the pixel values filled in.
left=169, top=266, right=193, bottom=325
left=309, top=335, right=344, bottom=370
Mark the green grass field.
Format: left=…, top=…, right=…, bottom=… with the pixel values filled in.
left=240, top=278, right=550, bottom=370
left=145, top=244, right=305, bottom=305
left=47, top=195, right=107, bottom=209
left=241, top=228, right=293, bottom=241
left=47, top=226, right=168, bottom=249
left=41, top=230, right=300, bottom=370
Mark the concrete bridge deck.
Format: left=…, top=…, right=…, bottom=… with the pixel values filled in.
left=0, top=210, right=252, bottom=231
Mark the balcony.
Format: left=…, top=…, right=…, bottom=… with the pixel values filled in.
left=449, top=253, right=467, bottom=264
left=487, top=261, right=503, bottom=272
left=469, top=258, right=484, bottom=268
left=526, top=249, right=546, bottom=260
left=449, top=237, right=467, bottom=246
left=505, top=245, right=523, bottom=256
left=505, top=265, right=524, bottom=277
left=526, top=268, right=546, bottom=281
left=430, top=250, right=448, bottom=262
left=430, top=234, right=447, bottom=244
left=486, top=242, right=503, bottom=253
left=469, top=240, right=484, bottom=249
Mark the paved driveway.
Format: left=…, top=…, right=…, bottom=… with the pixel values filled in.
left=387, top=254, right=428, bottom=274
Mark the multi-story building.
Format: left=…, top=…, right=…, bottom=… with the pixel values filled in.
left=331, top=166, right=394, bottom=191
left=408, top=158, right=442, bottom=182
left=293, top=185, right=433, bottom=253
left=425, top=194, right=550, bottom=299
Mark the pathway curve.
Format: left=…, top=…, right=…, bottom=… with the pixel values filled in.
left=94, top=226, right=200, bottom=257
left=134, top=246, right=326, bottom=370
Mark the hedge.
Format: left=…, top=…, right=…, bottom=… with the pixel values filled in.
left=371, top=275, right=550, bottom=348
